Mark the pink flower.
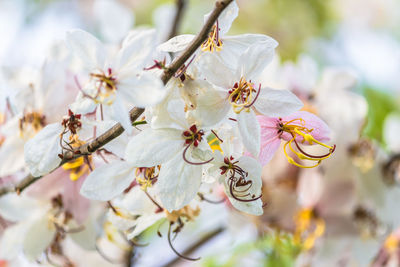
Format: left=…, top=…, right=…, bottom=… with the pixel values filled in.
left=257, top=111, right=335, bottom=167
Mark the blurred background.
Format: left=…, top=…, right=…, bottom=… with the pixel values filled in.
left=1, top=0, right=400, bottom=266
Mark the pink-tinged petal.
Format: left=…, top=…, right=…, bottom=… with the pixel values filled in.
left=259, top=137, right=281, bottom=166
left=63, top=176, right=90, bottom=225
left=280, top=111, right=331, bottom=143
left=257, top=115, right=281, bottom=165
left=297, top=168, right=323, bottom=208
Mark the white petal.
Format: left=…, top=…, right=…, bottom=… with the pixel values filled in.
left=0, top=194, right=39, bottom=222
left=254, top=88, right=303, bottom=117
left=105, top=95, right=132, bottom=134
left=125, top=128, right=182, bottom=167
left=157, top=34, right=195, bottom=53
left=224, top=156, right=263, bottom=215
left=126, top=213, right=165, bottom=239
left=237, top=109, right=260, bottom=157
left=0, top=135, right=25, bottom=176
left=0, top=222, right=30, bottom=260
left=116, top=29, right=156, bottom=71
left=384, top=114, right=400, bottom=152
left=24, top=123, right=63, bottom=177
left=69, top=92, right=98, bottom=115
left=206, top=34, right=278, bottom=74
left=80, top=161, right=135, bottom=201
left=157, top=153, right=202, bottom=211
left=204, top=0, right=238, bottom=36
left=118, top=71, right=166, bottom=108
left=65, top=29, right=106, bottom=71
left=93, top=0, right=134, bottom=43
left=121, top=187, right=158, bottom=214
left=197, top=52, right=236, bottom=88
left=185, top=79, right=231, bottom=128
left=23, top=215, right=56, bottom=261
left=237, top=41, right=278, bottom=80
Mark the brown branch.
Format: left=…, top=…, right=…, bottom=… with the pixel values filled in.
left=0, top=0, right=234, bottom=197
left=167, top=0, right=187, bottom=41
left=162, top=0, right=234, bottom=85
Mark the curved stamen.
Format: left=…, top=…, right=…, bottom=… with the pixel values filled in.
left=168, top=222, right=200, bottom=261
left=95, top=238, right=126, bottom=264
left=244, top=84, right=261, bottom=108
left=293, top=138, right=336, bottom=159
left=144, top=191, right=164, bottom=212
left=228, top=175, right=262, bottom=202
left=197, top=192, right=226, bottom=204
left=283, top=138, right=321, bottom=168
left=182, top=143, right=214, bottom=165
left=210, top=129, right=223, bottom=143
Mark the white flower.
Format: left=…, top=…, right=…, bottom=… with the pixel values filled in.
left=196, top=42, right=303, bottom=157
left=158, top=1, right=275, bottom=69
left=66, top=28, right=166, bottom=132
left=125, top=121, right=212, bottom=211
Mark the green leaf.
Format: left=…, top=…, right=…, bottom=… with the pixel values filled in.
left=363, top=88, right=398, bottom=144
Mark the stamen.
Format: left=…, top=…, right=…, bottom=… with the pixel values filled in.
left=197, top=192, right=225, bottom=204
left=228, top=77, right=259, bottom=114
left=168, top=222, right=201, bottom=261
left=201, top=20, right=223, bottom=52
left=182, top=144, right=214, bottom=165
left=279, top=118, right=336, bottom=168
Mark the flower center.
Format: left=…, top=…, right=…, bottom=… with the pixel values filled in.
left=182, top=124, right=214, bottom=165
left=277, top=118, right=335, bottom=168
left=182, top=124, right=204, bottom=147
left=228, top=77, right=260, bottom=114
left=219, top=156, right=262, bottom=202
left=61, top=109, right=82, bottom=135
left=61, top=136, right=92, bottom=181
left=293, top=208, right=325, bottom=251
left=19, top=111, right=46, bottom=138
left=136, top=166, right=160, bottom=190
left=201, top=22, right=223, bottom=52
left=89, top=68, right=117, bottom=105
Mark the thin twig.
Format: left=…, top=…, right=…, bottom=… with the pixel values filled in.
left=167, top=0, right=187, bottom=40
left=0, top=0, right=234, bottom=197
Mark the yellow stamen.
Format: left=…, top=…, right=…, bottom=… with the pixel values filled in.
left=62, top=137, right=92, bottom=181
left=294, top=208, right=325, bottom=251
left=281, top=118, right=335, bottom=168
left=208, top=137, right=222, bottom=152
left=229, top=77, right=255, bottom=114
left=104, top=222, right=132, bottom=251
left=136, top=166, right=160, bottom=191
left=384, top=234, right=399, bottom=253
left=201, top=25, right=223, bottom=52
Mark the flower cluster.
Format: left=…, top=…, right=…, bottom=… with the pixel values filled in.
left=0, top=0, right=340, bottom=265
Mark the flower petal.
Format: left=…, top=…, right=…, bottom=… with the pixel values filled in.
left=0, top=135, right=26, bottom=177
left=254, top=88, right=303, bottom=117
left=23, top=215, right=56, bottom=261
left=80, top=161, right=135, bottom=201
left=157, top=34, right=195, bottom=53
left=116, top=29, right=157, bottom=71
left=224, top=156, right=263, bottom=215
left=65, top=29, right=106, bottom=71
left=118, top=71, right=166, bottom=108
left=204, top=0, right=238, bottom=36
left=236, top=41, right=278, bottom=81
left=24, top=123, right=63, bottom=177
left=237, top=109, right=260, bottom=157
left=93, top=0, right=134, bottom=43
left=125, top=128, right=182, bottom=167
left=157, top=153, right=202, bottom=211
